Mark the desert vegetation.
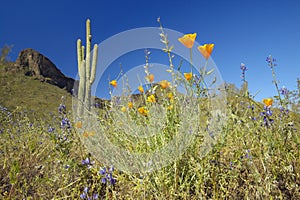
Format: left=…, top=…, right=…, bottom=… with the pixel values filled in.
left=0, top=19, right=299, bottom=199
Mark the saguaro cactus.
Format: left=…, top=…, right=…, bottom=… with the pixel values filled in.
left=77, top=19, right=98, bottom=115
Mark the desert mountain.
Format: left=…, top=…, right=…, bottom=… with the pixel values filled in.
left=14, top=48, right=75, bottom=93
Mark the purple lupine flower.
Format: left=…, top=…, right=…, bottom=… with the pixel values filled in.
left=240, top=63, right=248, bottom=82
left=93, top=193, right=99, bottom=199
left=266, top=109, right=273, bottom=116
left=247, top=105, right=254, bottom=110
left=82, top=158, right=91, bottom=165
left=1, top=106, right=8, bottom=111
left=61, top=117, right=71, bottom=129
left=58, top=103, right=66, bottom=114
left=110, top=177, right=116, bottom=185
left=101, top=177, right=107, bottom=184
left=109, top=166, right=114, bottom=173
left=280, top=86, right=289, bottom=96
left=99, top=166, right=116, bottom=185
left=80, top=187, right=89, bottom=199
left=83, top=187, right=89, bottom=194
left=245, top=149, right=252, bottom=159
left=99, top=167, right=106, bottom=175
left=266, top=55, right=277, bottom=67
left=80, top=193, right=87, bottom=199
left=48, top=126, right=55, bottom=132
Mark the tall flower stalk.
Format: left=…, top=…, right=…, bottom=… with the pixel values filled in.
left=158, top=17, right=176, bottom=85
left=266, top=55, right=283, bottom=106
left=240, top=63, right=249, bottom=97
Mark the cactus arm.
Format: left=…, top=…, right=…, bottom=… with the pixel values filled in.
left=81, top=46, right=85, bottom=61
left=86, top=19, right=91, bottom=82
left=90, top=44, right=98, bottom=84
left=77, top=39, right=82, bottom=69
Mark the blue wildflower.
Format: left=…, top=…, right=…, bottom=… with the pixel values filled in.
left=280, top=86, right=289, bottom=96
left=99, top=167, right=106, bottom=175
left=99, top=166, right=116, bottom=185
left=82, top=158, right=91, bottom=165
left=101, top=177, right=107, bottom=184
left=93, top=194, right=99, bottom=199
left=240, top=63, right=248, bottom=82
left=80, top=193, right=87, bottom=199
left=58, top=103, right=66, bottom=114
left=48, top=126, right=55, bottom=133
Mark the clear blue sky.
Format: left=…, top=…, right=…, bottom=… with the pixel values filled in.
left=1, top=0, right=299, bottom=101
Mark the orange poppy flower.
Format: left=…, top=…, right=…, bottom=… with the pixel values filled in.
left=145, top=74, right=154, bottom=83
left=138, top=86, right=144, bottom=93
left=138, top=107, right=148, bottom=116
left=160, top=80, right=170, bottom=89
left=178, top=33, right=197, bottom=48
left=167, top=92, right=173, bottom=100
left=198, top=44, right=214, bottom=59
left=83, top=131, right=95, bottom=138
left=128, top=102, right=133, bottom=108
left=75, top=121, right=82, bottom=129
left=109, top=80, right=117, bottom=87
left=263, top=98, right=273, bottom=107
left=184, top=72, right=193, bottom=81
left=147, top=94, right=156, bottom=103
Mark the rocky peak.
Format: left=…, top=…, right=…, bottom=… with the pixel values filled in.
left=15, top=48, right=75, bottom=93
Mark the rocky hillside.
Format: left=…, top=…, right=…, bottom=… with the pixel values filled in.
left=0, top=48, right=112, bottom=119
left=13, top=48, right=75, bottom=93
left=0, top=48, right=77, bottom=119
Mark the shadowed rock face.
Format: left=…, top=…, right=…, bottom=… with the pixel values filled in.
left=15, top=48, right=75, bottom=93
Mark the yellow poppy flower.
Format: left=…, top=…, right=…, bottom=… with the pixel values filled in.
left=184, top=72, right=193, bottom=81
left=145, top=74, right=154, bottom=82
left=138, top=86, right=144, bottom=93
left=83, top=131, right=95, bottom=138
left=128, top=102, right=133, bottom=108
left=167, top=105, right=173, bottom=110
left=178, top=33, right=197, bottom=48
left=147, top=94, right=156, bottom=103
left=83, top=131, right=89, bottom=138
left=160, top=80, right=170, bottom=89
left=263, top=98, right=273, bottom=107
left=138, top=107, right=148, bottom=116
left=198, top=44, right=214, bottom=59
left=121, top=106, right=127, bottom=112
left=109, top=80, right=117, bottom=87
left=167, top=92, right=173, bottom=100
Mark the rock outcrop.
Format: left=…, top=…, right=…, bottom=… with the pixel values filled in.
left=15, top=48, right=75, bottom=93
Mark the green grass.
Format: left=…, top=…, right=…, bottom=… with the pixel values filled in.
left=1, top=26, right=300, bottom=199
left=0, top=63, right=73, bottom=120
left=0, top=59, right=299, bottom=199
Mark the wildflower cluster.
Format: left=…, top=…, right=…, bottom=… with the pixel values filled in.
left=79, top=157, right=101, bottom=199
left=80, top=186, right=99, bottom=200
left=99, top=166, right=116, bottom=185
left=266, top=55, right=277, bottom=67
left=82, top=157, right=95, bottom=169
left=0, top=105, right=11, bottom=134
left=50, top=96, right=73, bottom=154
